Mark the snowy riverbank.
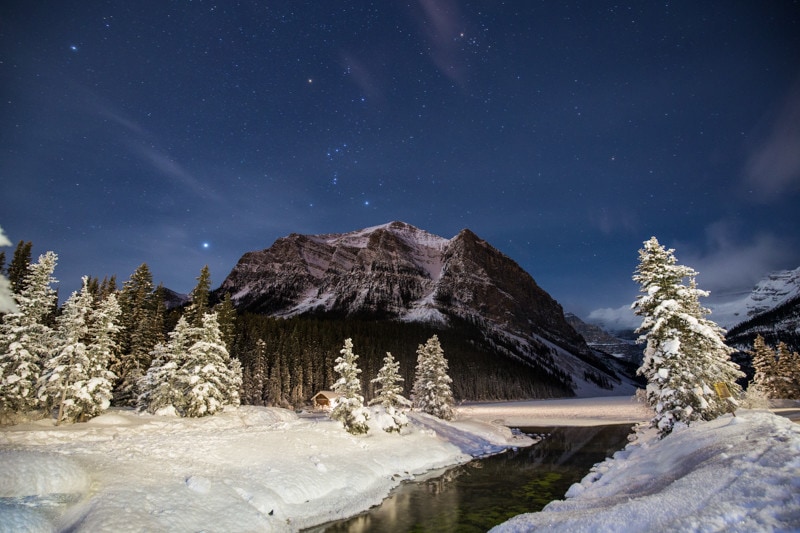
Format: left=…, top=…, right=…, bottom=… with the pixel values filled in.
left=491, top=409, right=800, bottom=532
left=3, top=397, right=798, bottom=532
left=0, top=405, right=532, bottom=532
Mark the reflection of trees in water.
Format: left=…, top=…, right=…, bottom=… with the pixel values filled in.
left=315, top=424, right=633, bottom=533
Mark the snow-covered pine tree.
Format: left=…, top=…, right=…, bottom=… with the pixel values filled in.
left=411, top=335, right=454, bottom=421
left=370, top=351, right=411, bottom=433
left=39, top=277, right=95, bottom=424
left=749, top=335, right=779, bottom=398
left=0, top=251, right=58, bottom=416
left=330, top=338, right=369, bottom=434
left=775, top=342, right=800, bottom=399
left=182, top=312, right=242, bottom=417
left=632, top=237, right=744, bottom=437
left=79, top=291, right=122, bottom=420
left=137, top=316, right=196, bottom=415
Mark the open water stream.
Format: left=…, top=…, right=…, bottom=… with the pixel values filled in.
left=310, top=423, right=633, bottom=532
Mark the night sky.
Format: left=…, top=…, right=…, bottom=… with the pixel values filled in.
left=2, top=1, right=799, bottom=325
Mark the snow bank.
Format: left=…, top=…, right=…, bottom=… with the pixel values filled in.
left=491, top=410, right=800, bottom=532
left=0, top=405, right=530, bottom=532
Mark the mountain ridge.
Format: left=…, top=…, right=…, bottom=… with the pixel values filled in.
left=217, top=221, right=634, bottom=398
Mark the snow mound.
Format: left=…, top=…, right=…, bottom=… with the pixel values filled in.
left=0, top=451, right=89, bottom=498
left=0, top=405, right=527, bottom=531
left=491, top=410, right=800, bottom=532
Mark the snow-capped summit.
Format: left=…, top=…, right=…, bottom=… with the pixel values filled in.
left=217, top=221, right=632, bottom=397
left=742, top=266, right=800, bottom=318
left=709, top=266, right=800, bottom=329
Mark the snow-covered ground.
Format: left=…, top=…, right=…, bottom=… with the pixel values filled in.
left=491, top=408, right=800, bottom=533
left=0, top=406, right=531, bottom=532
left=2, top=398, right=799, bottom=532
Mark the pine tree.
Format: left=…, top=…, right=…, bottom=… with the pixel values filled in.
left=632, top=237, right=744, bottom=437
left=186, top=265, right=211, bottom=328
left=81, top=292, right=122, bottom=419
left=775, top=342, right=800, bottom=399
left=370, top=351, right=411, bottom=433
left=411, top=335, right=454, bottom=420
left=39, top=277, right=95, bottom=424
left=330, top=338, right=369, bottom=434
left=0, top=251, right=58, bottom=415
left=214, top=292, right=236, bottom=351
left=749, top=335, right=779, bottom=398
left=114, top=264, right=164, bottom=405
left=7, top=240, right=33, bottom=294
left=138, top=316, right=196, bottom=415
left=182, top=312, right=242, bottom=417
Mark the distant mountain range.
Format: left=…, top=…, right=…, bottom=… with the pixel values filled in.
left=215, top=221, right=636, bottom=398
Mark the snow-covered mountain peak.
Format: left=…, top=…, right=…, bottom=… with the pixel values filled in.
left=744, top=266, right=800, bottom=318
left=217, top=221, right=629, bottom=397
left=316, top=221, right=450, bottom=251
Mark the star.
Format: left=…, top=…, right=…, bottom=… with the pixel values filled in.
left=202, top=242, right=210, bottom=249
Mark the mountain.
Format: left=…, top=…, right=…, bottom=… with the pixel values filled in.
left=564, top=313, right=642, bottom=364
left=710, top=266, right=800, bottom=329
left=218, top=221, right=633, bottom=399
left=565, top=313, right=645, bottom=388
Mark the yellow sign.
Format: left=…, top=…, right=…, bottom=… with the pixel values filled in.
left=714, top=382, right=732, bottom=399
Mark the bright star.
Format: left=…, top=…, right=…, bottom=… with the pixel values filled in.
left=70, top=45, right=78, bottom=52
left=202, top=242, right=210, bottom=249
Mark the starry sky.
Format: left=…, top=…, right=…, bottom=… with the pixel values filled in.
left=2, top=1, right=799, bottom=325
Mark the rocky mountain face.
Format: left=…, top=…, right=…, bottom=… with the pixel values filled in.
left=218, top=221, right=633, bottom=397
left=565, top=313, right=642, bottom=364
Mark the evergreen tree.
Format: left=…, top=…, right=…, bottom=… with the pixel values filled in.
left=81, top=292, right=122, bottom=419
left=632, top=237, right=744, bottom=437
left=370, top=351, right=410, bottom=433
left=214, top=292, right=236, bottom=351
left=38, top=277, right=95, bottom=424
left=7, top=240, right=33, bottom=294
left=0, top=251, right=58, bottom=415
left=244, top=338, right=268, bottom=405
left=182, top=312, right=242, bottom=417
left=775, top=342, right=800, bottom=399
left=137, top=316, right=195, bottom=415
left=411, top=335, right=454, bottom=420
left=114, top=264, right=164, bottom=405
left=749, top=335, right=779, bottom=398
left=186, top=265, right=211, bottom=328
left=331, top=338, right=369, bottom=434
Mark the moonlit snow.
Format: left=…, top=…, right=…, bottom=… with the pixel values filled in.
left=2, top=397, right=799, bottom=532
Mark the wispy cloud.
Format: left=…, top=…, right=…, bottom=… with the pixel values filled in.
left=678, top=220, right=795, bottom=298
left=127, top=141, right=222, bottom=203
left=410, top=0, right=469, bottom=86
left=743, top=81, right=800, bottom=200
left=587, top=305, right=641, bottom=332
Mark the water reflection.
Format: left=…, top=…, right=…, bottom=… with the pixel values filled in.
left=310, top=424, right=632, bottom=533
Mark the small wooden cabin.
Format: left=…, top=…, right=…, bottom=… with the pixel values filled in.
left=311, top=391, right=341, bottom=410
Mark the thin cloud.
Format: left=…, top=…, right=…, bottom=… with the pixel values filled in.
left=587, top=305, right=641, bottom=332
left=743, top=82, right=800, bottom=200
left=678, top=221, right=796, bottom=299
left=410, top=0, right=469, bottom=86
